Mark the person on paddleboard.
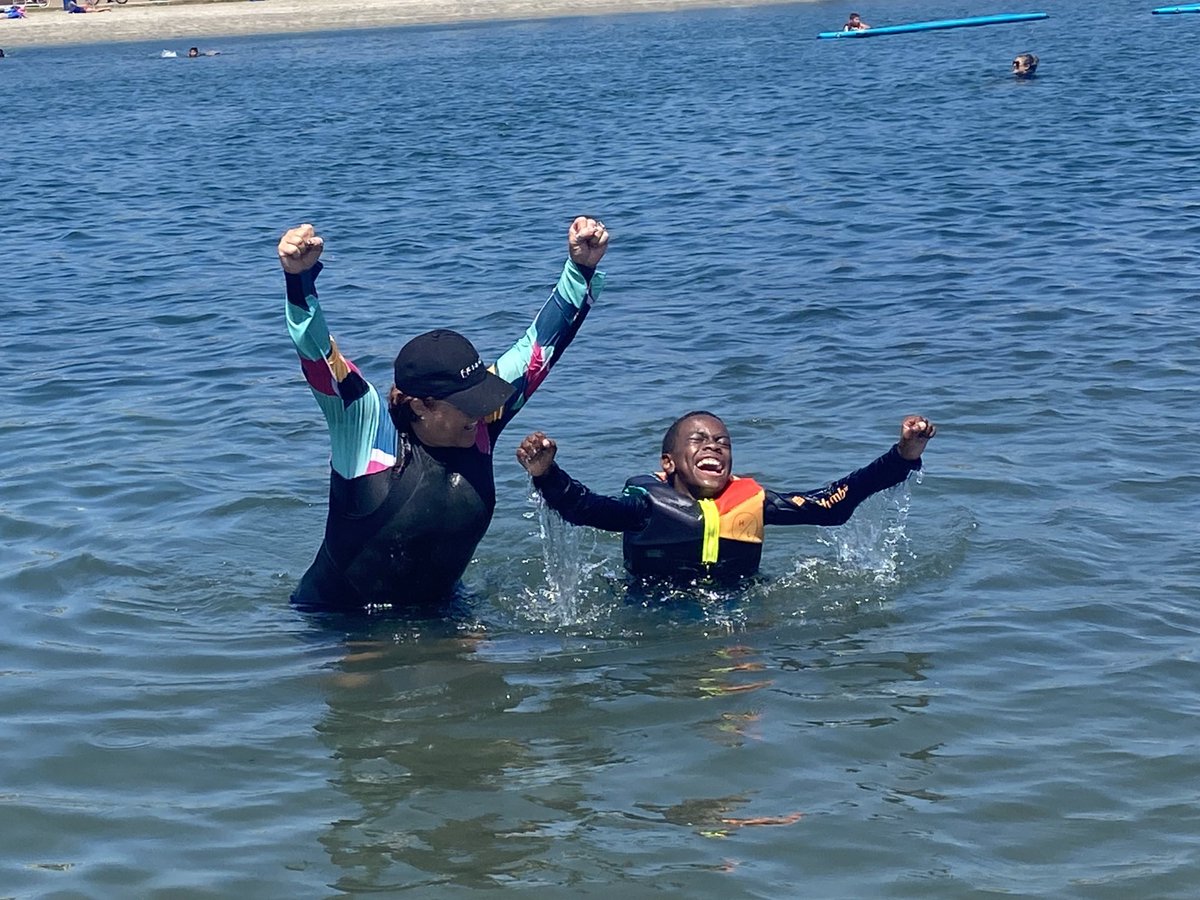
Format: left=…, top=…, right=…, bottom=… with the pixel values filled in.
left=278, top=217, right=609, bottom=612
left=516, top=412, right=934, bottom=584
left=842, top=12, right=870, bottom=31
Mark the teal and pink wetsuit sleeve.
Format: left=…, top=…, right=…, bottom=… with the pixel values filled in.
left=485, top=259, right=605, bottom=440
left=285, top=259, right=603, bottom=472
left=285, top=262, right=396, bottom=480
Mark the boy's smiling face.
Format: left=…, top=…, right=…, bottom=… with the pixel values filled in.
left=662, top=414, right=733, bottom=500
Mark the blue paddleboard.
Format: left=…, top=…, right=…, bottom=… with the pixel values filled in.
left=1151, top=3, right=1200, bottom=12
left=818, top=12, right=1049, bottom=38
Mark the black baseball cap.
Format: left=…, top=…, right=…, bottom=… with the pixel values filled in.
left=393, top=329, right=516, bottom=419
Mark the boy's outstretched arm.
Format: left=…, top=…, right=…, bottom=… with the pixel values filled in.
left=764, top=416, right=935, bottom=527
left=518, top=431, right=649, bottom=532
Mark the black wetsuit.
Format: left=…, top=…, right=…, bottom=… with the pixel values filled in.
left=294, top=440, right=498, bottom=610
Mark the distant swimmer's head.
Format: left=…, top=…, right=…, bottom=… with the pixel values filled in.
left=661, top=411, right=732, bottom=500
left=389, top=329, right=516, bottom=447
left=1012, top=52, right=1038, bottom=78
left=188, top=47, right=199, bottom=57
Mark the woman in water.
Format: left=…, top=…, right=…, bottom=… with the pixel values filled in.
left=278, top=217, right=608, bottom=613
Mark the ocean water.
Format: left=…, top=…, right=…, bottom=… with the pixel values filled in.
left=3, top=0, right=1200, bottom=895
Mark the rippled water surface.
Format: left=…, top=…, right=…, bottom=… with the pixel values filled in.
left=4, top=0, right=1200, bottom=895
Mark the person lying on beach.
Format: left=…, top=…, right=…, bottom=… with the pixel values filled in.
left=1012, top=52, right=1038, bottom=78
left=516, top=412, right=934, bottom=584
left=65, top=1, right=110, bottom=12
left=279, top=217, right=608, bottom=612
left=842, top=12, right=869, bottom=31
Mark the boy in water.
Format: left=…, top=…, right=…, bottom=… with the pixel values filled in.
left=516, top=412, right=934, bottom=583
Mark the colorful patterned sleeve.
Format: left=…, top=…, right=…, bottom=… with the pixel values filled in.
left=485, top=260, right=605, bottom=437
left=284, top=263, right=396, bottom=480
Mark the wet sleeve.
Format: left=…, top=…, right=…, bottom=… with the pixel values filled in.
left=531, top=463, right=650, bottom=532
left=486, top=260, right=605, bottom=436
left=762, top=445, right=921, bottom=527
left=284, top=262, right=385, bottom=480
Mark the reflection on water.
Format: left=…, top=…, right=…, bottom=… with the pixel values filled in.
left=308, top=611, right=935, bottom=891
left=315, top=623, right=600, bottom=890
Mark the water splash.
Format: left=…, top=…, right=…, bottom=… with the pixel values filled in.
left=519, top=483, right=609, bottom=629
left=769, top=482, right=919, bottom=617
left=815, top=480, right=916, bottom=585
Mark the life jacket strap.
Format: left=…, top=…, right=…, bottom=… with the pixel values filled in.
left=698, top=498, right=720, bottom=564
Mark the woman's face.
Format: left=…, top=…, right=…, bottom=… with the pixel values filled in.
left=411, top=397, right=480, bottom=449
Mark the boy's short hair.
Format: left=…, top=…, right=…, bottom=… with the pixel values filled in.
left=661, top=410, right=723, bottom=455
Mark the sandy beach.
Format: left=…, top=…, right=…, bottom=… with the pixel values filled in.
left=0, top=0, right=798, bottom=49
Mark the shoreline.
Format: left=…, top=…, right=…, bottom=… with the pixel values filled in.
left=0, top=0, right=804, bottom=50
